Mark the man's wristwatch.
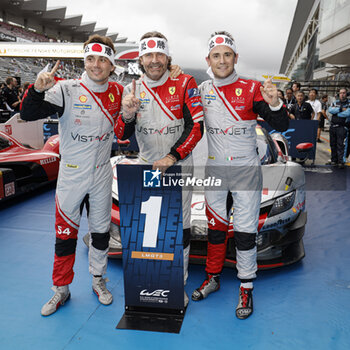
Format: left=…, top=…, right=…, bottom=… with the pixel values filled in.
left=121, top=112, right=136, bottom=123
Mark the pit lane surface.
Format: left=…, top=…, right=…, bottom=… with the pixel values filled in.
left=0, top=156, right=349, bottom=349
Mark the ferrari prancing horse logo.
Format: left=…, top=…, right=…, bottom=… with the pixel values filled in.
left=169, top=87, right=176, bottom=95
left=235, top=88, right=242, bottom=96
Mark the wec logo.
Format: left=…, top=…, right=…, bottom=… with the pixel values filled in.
left=140, top=289, right=170, bottom=297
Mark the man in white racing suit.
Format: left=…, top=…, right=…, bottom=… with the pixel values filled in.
left=191, top=31, right=289, bottom=319
left=21, top=35, right=123, bottom=316
left=114, top=31, right=204, bottom=305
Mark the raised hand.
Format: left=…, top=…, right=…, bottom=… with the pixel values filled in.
left=122, top=79, right=141, bottom=119
left=34, top=61, right=60, bottom=92
left=260, top=78, right=279, bottom=107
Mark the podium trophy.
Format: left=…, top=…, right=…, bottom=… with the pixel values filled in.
left=116, top=164, right=186, bottom=333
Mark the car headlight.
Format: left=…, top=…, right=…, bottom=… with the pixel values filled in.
left=269, top=191, right=295, bottom=216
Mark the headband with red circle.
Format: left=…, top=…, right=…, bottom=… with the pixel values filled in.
left=208, top=35, right=237, bottom=56
left=84, top=43, right=115, bottom=65
left=139, top=37, right=170, bottom=57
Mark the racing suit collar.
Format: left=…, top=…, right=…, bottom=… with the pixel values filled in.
left=142, top=70, right=170, bottom=88
left=207, top=67, right=239, bottom=87
left=81, top=71, right=109, bottom=93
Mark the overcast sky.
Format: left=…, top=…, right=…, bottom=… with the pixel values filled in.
left=47, top=0, right=298, bottom=79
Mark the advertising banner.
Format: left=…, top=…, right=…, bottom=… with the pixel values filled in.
left=259, top=119, right=318, bottom=159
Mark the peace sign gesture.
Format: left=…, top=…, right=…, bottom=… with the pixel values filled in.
left=34, top=60, right=60, bottom=93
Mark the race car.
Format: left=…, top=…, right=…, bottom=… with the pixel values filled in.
left=0, top=131, right=59, bottom=202
left=83, top=126, right=307, bottom=269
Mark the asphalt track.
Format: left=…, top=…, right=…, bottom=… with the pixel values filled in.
left=0, top=134, right=349, bottom=350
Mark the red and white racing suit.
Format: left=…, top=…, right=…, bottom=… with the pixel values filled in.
left=201, top=71, right=289, bottom=280
left=21, top=72, right=123, bottom=286
left=115, top=71, right=204, bottom=282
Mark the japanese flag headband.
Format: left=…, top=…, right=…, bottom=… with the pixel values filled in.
left=208, top=35, right=237, bottom=56
left=139, top=37, right=170, bottom=57
left=84, top=43, right=115, bottom=65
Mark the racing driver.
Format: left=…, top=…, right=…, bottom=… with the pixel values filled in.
left=191, top=31, right=289, bottom=319
left=21, top=35, right=123, bottom=316
left=114, top=31, right=204, bottom=304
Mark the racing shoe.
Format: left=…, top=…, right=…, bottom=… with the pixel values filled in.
left=92, top=276, right=113, bottom=305
left=192, top=274, right=220, bottom=301
left=41, top=285, right=70, bottom=316
left=236, top=286, right=253, bottom=319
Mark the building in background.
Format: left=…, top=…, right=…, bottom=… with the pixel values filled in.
left=279, top=0, right=350, bottom=96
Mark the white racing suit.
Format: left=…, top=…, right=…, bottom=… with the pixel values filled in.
left=21, top=72, right=123, bottom=286
left=115, top=71, right=204, bottom=283
left=200, top=71, right=289, bottom=280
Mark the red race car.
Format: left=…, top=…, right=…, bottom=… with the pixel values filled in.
left=0, top=131, right=59, bottom=202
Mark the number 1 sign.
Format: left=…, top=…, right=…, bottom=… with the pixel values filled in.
left=116, top=164, right=185, bottom=333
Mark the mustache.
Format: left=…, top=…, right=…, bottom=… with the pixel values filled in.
left=148, top=63, right=164, bottom=68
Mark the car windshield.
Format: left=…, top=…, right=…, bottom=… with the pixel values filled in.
left=256, top=128, right=277, bottom=165
left=0, top=136, right=11, bottom=151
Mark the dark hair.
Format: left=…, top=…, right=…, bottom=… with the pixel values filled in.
left=296, top=90, right=305, bottom=96
left=321, top=94, right=328, bottom=99
left=292, top=82, right=301, bottom=90
left=138, top=31, right=172, bottom=73
left=339, top=88, right=347, bottom=93
left=309, top=88, right=318, bottom=95
left=286, top=88, right=293, bottom=93
left=5, top=76, right=13, bottom=85
left=210, top=31, right=235, bottom=41
left=277, top=89, right=285, bottom=98
left=23, top=81, right=30, bottom=90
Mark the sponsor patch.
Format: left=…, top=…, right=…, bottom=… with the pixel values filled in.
left=170, top=104, right=181, bottom=111
left=66, top=164, right=79, bottom=169
left=235, top=88, right=242, bottom=96
left=205, top=94, right=216, bottom=101
left=73, top=104, right=92, bottom=110
left=169, top=86, right=176, bottom=95
left=192, top=101, right=202, bottom=107
left=205, top=89, right=216, bottom=100
left=109, top=93, right=115, bottom=102
left=188, top=88, right=200, bottom=98
left=79, top=95, right=88, bottom=103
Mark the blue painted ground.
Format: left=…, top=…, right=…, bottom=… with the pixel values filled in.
left=0, top=170, right=349, bottom=350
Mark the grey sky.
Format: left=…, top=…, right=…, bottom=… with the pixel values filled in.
left=47, top=0, right=297, bottom=79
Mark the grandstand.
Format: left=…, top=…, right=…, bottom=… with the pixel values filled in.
left=0, top=0, right=139, bottom=85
